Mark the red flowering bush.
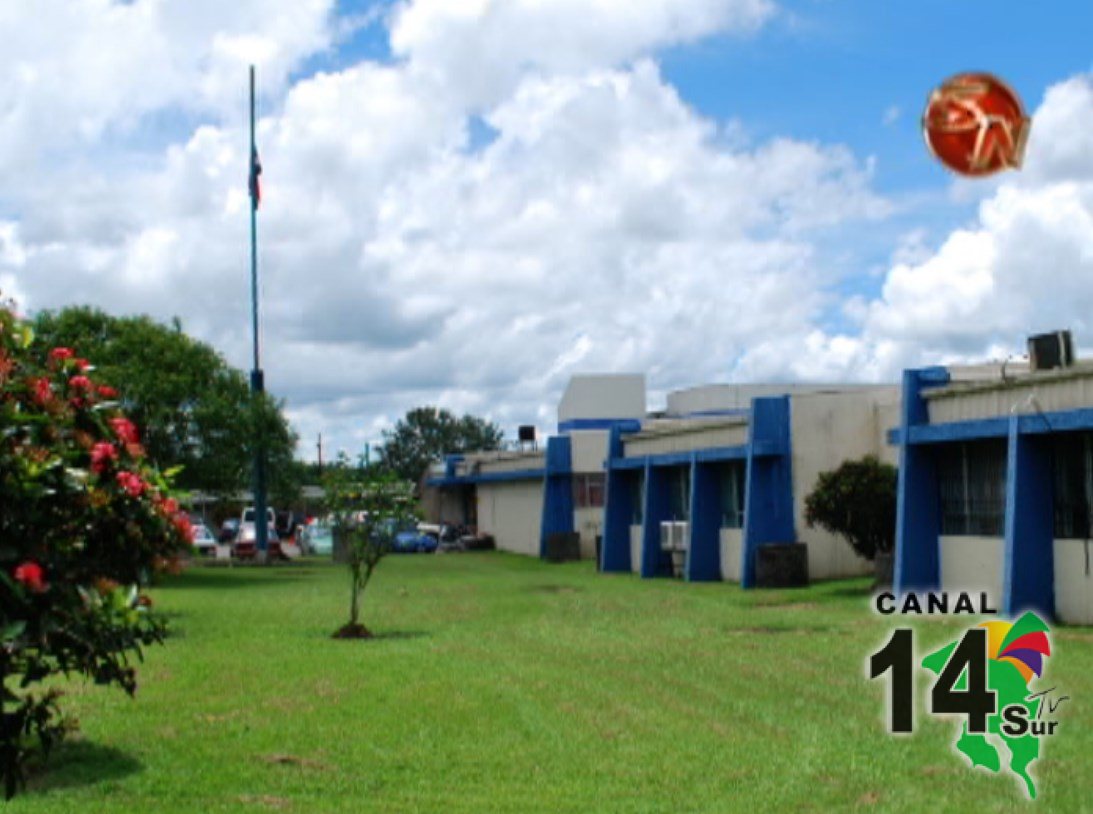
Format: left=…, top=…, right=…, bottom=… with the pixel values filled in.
left=0, top=301, right=191, bottom=797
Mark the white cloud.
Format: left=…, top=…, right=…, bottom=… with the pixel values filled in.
left=767, top=74, right=1093, bottom=380
left=389, top=0, right=774, bottom=109
left=1, top=0, right=921, bottom=460
left=0, top=0, right=335, bottom=175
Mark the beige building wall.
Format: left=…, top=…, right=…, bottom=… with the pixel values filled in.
left=720, top=528, right=743, bottom=582
left=575, top=506, right=602, bottom=559
left=630, top=525, right=642, bottom=574
left=926, top=365, right=1093, bottom=424
left=624, top=419, right=748, bottom=457
left=789, top=390, right=897, bottom=580
left=1053, top=539, right=1093, bottom=625
left=939, top=535, right=1004, bottom=607
left=472, top=450, right=545, bottom=474
left=558, top=374, right=645, bottom=423
left=570, top=430, right=610, bottom=558
left=476, top=481, right=544, bottom=557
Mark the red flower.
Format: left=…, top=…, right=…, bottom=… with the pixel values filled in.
left=48, top=347, right=74, bottom=362
left=69, top=375, right=92, bottom=391
left=109, top=417, right=140, bottom=445
left=161, top=498, right=179, bottom=516
left=32, top=377, right=52, bottom=405
left=75, top=358, right=90, bottom=371
left=90, top=442, right=118, bottom=474
left=97, top=385, right=118, bottom=399
left=115, top=470, right=146, bottom=498
left=172, top=513, right=194, bottom=542
left=13, top=561, right=46, bottom=593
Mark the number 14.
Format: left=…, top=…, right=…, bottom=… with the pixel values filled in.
left=869, top=628, right=997, bottom=733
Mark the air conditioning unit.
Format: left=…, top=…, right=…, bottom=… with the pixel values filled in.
left=660, top=521, right=674, bottom=552
left=1028, top=331, right=1074, bottom=371
left=660, top=521, right=688, bottom=551
left=673, top=521, right=689, bottom=551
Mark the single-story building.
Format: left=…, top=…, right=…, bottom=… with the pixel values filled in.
left=425, top=375, right=902, bottom=585
left=424, top=374, right=645, bottom=559
left=893, top=344, right=1093, bottom=624
left=600, top=383, right=900, bottom=584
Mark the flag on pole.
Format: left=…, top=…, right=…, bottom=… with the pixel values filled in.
left=249, top=146, right=262, bottom=209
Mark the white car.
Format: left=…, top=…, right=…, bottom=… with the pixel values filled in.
left=191, top=522, right=216, bottom=555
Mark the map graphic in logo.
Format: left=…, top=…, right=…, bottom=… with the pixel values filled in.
left=922, top=613, right=1057, bottom=799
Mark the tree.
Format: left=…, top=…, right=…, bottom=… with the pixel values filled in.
left=804, top=455, right=898, bottom=562
left=323, top=458, right=415, bottom=639
left=379, top=407, right=503, bottom=484
left=31, top=307, right=298, bottom=501
left=0, top=302, right=189, bottom=797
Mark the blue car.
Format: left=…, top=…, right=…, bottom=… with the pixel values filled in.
left=391, top=526, right=438, bottom=554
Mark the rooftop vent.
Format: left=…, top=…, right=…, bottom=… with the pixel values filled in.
left=1028, top=331, right=1074, bottom=371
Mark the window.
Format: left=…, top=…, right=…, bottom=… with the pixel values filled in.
left=573, top=473, right=606, bottom=509
left=667, top=467, right=690, bottom=521
left=629, top=471, right=645, bottom=525
left=717, top=462, right=746, bottom=529
left=936, top=441, right=1007, bottom=536
left=1054, top=433, right=1093, bottom=539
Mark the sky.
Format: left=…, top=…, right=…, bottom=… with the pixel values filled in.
left=2, top=0, right=1092, bottom=461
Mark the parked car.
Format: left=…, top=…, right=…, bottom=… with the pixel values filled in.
left=307, top=524, right=334, bottom=556
left=233, top=521, right=279, bottom=560
left=218, top=517, right=240, bottom=543
left=191, top=522, right=217, bottom=555
left=392, top=526, right=438, bottom=554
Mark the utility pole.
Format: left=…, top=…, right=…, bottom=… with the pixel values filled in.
left=317, top=432, right=323, bottom=476
left=248, top=64, right=269, bottom=560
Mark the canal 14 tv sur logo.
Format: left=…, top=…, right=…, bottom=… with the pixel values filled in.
left=868, top=591, right=1068, bottom=800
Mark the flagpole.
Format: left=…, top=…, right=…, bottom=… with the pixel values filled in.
left=249, top=64, right=269, bottom=560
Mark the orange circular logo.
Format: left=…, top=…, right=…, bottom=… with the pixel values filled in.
left=922, top=72, right=1030, bottom=177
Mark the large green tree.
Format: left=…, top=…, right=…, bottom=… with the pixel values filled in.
left=379, top=407, right=503, bottom=484
left=31, top=307, right=298, bottom=501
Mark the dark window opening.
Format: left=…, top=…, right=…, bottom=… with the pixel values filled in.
left=572, top=473, right=606, bottom=509
left=667, top=467, right=690, bottom=521
left=936, top=440, right=1007, bottom=536
left=629, top=471, right=644, bottom=525
left=717, top=462, right=746, bottom=529
left=1054, top=432, right=1093, bottom=539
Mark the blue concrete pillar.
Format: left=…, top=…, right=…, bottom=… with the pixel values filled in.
left=893, top=367, right=950, bottom=594
left=640, top=463, right=671, bottom=578
left=601, top=425, right=633, bottom=573
left=539, top=435, right=574, bottom=558
left=741, top=396, right=795, bottom=588
left=686, top=457, right=721, bottom=581
left=1003, top=417, right=1055, bottom=618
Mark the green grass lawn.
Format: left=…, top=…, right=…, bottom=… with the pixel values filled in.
left=9, top=554, right=1093, bottom=813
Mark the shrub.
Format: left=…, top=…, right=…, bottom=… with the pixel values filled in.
left=804, top=455, right=898, bottom=562
left=0, top=302, right=191, bottom=797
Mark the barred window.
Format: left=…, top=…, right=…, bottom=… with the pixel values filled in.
left=717, top=462, right=746, bottom=529
left=1054, top=433, right=1093, bottom=539
left=667, top=467, right=690, bottom=521
left=937, top=440, right=1007, bottom=536
left=572, top=473, right=607, bottom=509
left=629, top=471, right=645, bottom=525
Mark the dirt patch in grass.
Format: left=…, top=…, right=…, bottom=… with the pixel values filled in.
left=725, top=625, right=836, bottom=635
left=332, top=622, right=373, bottom=639
left=755, top=601, right=819, bottom=612
left=262, top=753, right=329, bottom=771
